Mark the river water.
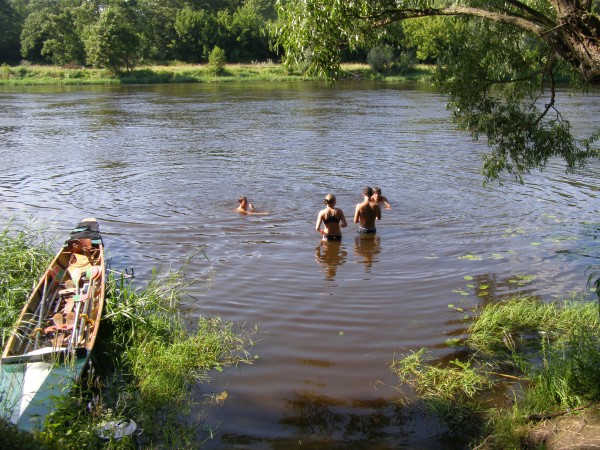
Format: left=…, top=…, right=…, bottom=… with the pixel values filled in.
left=0, top=81, right=598, bottom=448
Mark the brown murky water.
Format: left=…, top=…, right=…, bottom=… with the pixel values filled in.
left=0, top=82, right=598, bottom=448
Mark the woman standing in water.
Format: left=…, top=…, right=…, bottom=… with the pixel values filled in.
left=316, top=194, right=348, bottom=241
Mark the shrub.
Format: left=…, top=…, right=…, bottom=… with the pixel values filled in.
left=367, top=45, right=394, bottom=73
left=208, top=46, right=226, bottom=75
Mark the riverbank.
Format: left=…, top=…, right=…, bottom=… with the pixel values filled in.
left=0, top=222, right=256, bottom=448
left=0, top=62, right=434, bottom=85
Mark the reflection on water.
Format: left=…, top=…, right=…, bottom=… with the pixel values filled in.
left=315, top=240, right=348, bottom=280
left=354, top=234, right=382, bottom=273
left=0, top=82, right=598, bottom=448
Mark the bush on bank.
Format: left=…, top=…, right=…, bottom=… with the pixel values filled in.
left=0, top=221, right=256, bottom=448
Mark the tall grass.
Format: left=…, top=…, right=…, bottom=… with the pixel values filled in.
left=38, top=262, right=257, bottom=448
left=0, top=219, right=55, bottom=343
left=391, top=296, right=600, bottom=448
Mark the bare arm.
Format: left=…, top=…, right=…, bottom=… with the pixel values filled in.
left=353, top=204, right=360, bottom=224
left=316, top=211, right=324, bottom=234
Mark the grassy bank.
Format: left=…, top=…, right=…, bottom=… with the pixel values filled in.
left=392, top=295, right=600, bottom=449
left=0, top=221, right=256, bottom=448
left=0, top=62, right=434, bottom=86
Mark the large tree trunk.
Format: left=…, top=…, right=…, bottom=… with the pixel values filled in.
left=550, top=0, right=600, bottom=84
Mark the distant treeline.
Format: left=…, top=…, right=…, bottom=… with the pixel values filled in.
left=0, top=0, right=284, bottom=71
left=0, top=0, right=413, bottom=74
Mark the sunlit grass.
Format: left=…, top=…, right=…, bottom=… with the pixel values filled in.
left=0, top=62, right=434, bottom=85
left=0, top=219, right=55, bottom=342
left=391, top=295, right=600, bottom=448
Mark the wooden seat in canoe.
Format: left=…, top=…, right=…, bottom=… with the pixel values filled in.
left=44, top=312, right=75, bottom=334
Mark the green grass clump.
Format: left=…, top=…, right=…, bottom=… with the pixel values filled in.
left=392, top=349, right=491, bottom=431
left=467, top=296, right=600, bottom=355
left=0, top=219, right=54, bottom=342
left=391, top=296, right=600, bottom=449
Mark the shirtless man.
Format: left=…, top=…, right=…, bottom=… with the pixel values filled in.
left=354, top=186, right=381, bottom=233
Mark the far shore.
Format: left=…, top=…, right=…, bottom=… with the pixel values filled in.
left=0, top=62, right=434, bottom=86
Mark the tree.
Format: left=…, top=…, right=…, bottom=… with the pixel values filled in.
left=136, top=0, right=181, bottom=62
left=208, top=45, right=226, bottom=73
left=173, top=7, right=220, bottom=62
left=85, top=5, right=141, bottom=72
left=226, top=2, right=273, bottom=61
left=272, top=0, right=599, bottom=182
left=20, top=0, right=95, bottom=65
left=0, top=0, right=23, bottom=63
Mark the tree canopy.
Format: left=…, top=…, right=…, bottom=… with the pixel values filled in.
left=8, top=0, right=278, bottom=70
left=272, top=0, right=600, bottom=182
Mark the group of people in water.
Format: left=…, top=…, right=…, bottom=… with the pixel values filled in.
left=236, top=187, right=391, bottom=242
left=316, top=186, right=390, bottom=242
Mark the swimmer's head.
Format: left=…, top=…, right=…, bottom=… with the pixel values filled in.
left=323, top=194, right=336, bottom=205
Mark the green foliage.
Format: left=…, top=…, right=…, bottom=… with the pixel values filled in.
left=367, top=45, right=394, bottom=73
left=19, top=0, right=94, bottom=65
left=208, top=45, right=226, bottom=74
left=173, top=7, right=220, bottom=62
left=100, top=261, right=256, bottom=445
left=228, top=2, right=271, bottom=62
left=0, top=219, right=54, bottom=343
left=392, top=349, right=490, bottom=430
left=0, top=223, right=256, bottom=447
left=0, top=0, right=23, bottom=63
left=272, top=0, right=600, bottom=182
left=392, top=296, right=600, bottom=447
left=0, top=417, right=48, bottom=449
left=466, top=297, right=600, bottom=355
left=85, top=5, right=141, bottom=73
left=402, top=16, right=465, bottom=63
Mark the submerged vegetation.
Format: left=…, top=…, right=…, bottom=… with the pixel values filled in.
left=0, top=221, right=257, bottom=448
left=392, top=296, right=600, bottom=448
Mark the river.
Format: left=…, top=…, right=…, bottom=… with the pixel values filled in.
left=0, top=81, right=598, bottom=448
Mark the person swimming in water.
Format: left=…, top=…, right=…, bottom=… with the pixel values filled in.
left=236, top=196, right=268, bottom=215
left=315, top=194, right=348, bottom=241
left=372, top=186, right=391, bottom=209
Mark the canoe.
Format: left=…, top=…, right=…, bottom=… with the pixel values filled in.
left=0, top=218, right=106, bottom=431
